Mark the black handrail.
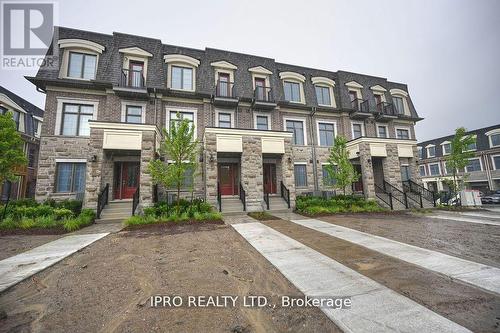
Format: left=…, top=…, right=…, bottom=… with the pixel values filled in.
left=383, top=180, right=408, bottom=209
left=120, top=69, right=145, bottom=88
left=217, top=182, right=222, bottom=212
left=254, top=86, right=273, bottom=102
left=280, top=181, right=291, bottom=208
left=96, top=183, right=109, bottom=219
left=264, top=191, right=270, bottom=210
left=402, top=181, right=423, bottom=208
left=132, top=186, right=140, bottom=216
left=375, top=183, right=393, bottom=210
left=239, top=182, right=246, bottom=211
left=404, top=180, right=436, bottom=207
left=215, top=80, right=235, bottom=98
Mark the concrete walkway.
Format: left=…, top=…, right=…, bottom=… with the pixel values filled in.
left=427, top=213, right=500, bottom=226
left=0, top=232, right=109, bottom=292
left=233, top=222, right=470, bottom=333
left=291, top=218, right=500, bottom=295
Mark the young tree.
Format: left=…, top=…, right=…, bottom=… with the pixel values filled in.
left=148, top=115, right=198, bottom=213
left=445, top=127, right=476, bottom=195
left=325, top=136, right=360, bottom=195
left=0, top=112, right=28, bottom=220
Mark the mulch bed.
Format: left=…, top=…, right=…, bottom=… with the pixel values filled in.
left=296, top=210, right=407, bottom=218
left=0, top=227, right=69, bottom=236
left=247, top=212, right=282, bottom=221
left=122, top=219, right=225, bottom=234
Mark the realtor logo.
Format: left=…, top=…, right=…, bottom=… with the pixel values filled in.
left=1, top=1, right=58, bottom=69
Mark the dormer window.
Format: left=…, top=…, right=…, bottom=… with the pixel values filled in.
left=370, top=85, right=387, bottom=112
left=426, top=145, right=436, bottom=157
left=390, top=89, right=411, bottom=116
left=279, top=72, right=305, bottom=104
left=58, top=39, right=105, bottom=80
left=211, top=61, right=237, bottom=98
left=312, top=77, right=336, bottom=107
left=485, top=129, right=500, bottom=148
left=119, top=47, right=153, bottom=89
left=164, top=54, right=200, bottom=92
left=441, top=141, right=451, bottom=155
left=249, top=66, right=273, bottom=102
left=345, top=81, right=363, bottom=110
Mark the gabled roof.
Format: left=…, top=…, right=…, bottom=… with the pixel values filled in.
left=0, top=85, right=43, bottom=118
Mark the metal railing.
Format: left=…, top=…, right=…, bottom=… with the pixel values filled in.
left=376, top=102, right=397, bottom=116
left=239, top=182, right=246, bottom=211
left=132, top=186, right=140, bottom=216
left=217, top=182, right=222, bottom=212
left=280, top=181, right=291, bottom=208
left=264, top=191, right=270, bottom=210
left=375, top=183, right=393, bottom=210
left=96, top=183, right=109, bottom=219
left=351, top=99, right=370, bottom=112
left=383, top=180, right=408, bottom=209
left=120, top=69, right=145, bottom=88
left=402, top=181, right=424, bottom=208
left=215, top=80, right=235, bottom=98
left=254, top=86, right=273, bottom=102
left=403, top=180, right=436, bottom=207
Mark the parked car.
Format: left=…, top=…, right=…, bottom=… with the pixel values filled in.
left=481, top=193, right=500, bottom=204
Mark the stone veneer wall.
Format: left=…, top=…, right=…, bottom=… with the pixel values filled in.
left=137, top=130, right=156, bottom=211
left=382, top=143, right=403, bottom=189
left=84, top=128, right=105, bottom=209
left=204, top=132, right=218, bottom=208
left=241, top=137, right=264, bottom=211
left=359, top=142, right=376, bottom=199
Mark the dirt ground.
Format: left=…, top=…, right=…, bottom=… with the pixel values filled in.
left=264, top=219, right=500, bottom=333
left=0, top=234, right=64, bottom=261
left=0, top=223, right=340, bottom=333
left=317, top=213, right=500, bottom=268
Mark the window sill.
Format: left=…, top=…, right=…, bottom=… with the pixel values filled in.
left=168, top=88, right=196, bottom=93
left=59, top=76, right=95, bottom=81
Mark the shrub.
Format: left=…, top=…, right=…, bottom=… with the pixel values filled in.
left=124, top=215, right=158, bottom=226
left=63, top=209, right=95, bottom=232
left=0, top=217, right=18, bottom=230
left=53, top=208, right=74, bottom=220
left=296, top=195, right=386, bottom=215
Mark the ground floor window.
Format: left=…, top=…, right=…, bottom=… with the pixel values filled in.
left=56, top=162, right=86, bottom=193
left=294, top=164, right=307, bottom=187
left=466, top=158, right=482, bottom=172
left=322, top=165, right=336, bottom=186
left=400, top=165, right=410, bottom=181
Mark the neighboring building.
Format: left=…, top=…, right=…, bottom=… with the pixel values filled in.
left=0, top=86, right=44, bottom=201
left=417, top=124, right=500, bottom=193
left=28, top=27, right=423, bottom=213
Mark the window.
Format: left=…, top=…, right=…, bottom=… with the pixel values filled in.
left=28, top=148, right=36, bottom=168
left=400, top=165, right=410, bottom=181
left=444, top=162, right=454, bottom=175
left=466, top=142, right=477, bottom=151
left=33, top=118, right=40, bottom=136
left=419, top=165, right=426, bottom=177
left=169, top=111, right=194, bottom=130
left=322, top=165, right=336, bottom=186
left=490, top=134, right=500, bottom=147
left=12, top=110, right=20, bottom=130
left=284, top=81, right=301, bottom=102
left=377, top=125, right=387, bottom=138
left=218, top=112, right=232, bottom=128
left=171, top=66, right=193, bottom=90
left=0, top=106, right=7, bottom=115
left=393, top=96, right=404, bottom=114
left=286, top=120, right=305, bottom=145
left=429, top=163, right=440, bottom=176
left=418, top=148, right=424, bottom=159
left=427, top=146, right=436, bottom=157
left=56, top=163, right=86, bottom=193
left=493, top=155, right=500, bottom=170
left=125, top=105, right=142, bottom=124
left=294, top=164, right=307, bottom=187
left=61, top=103, right=94, bottom=136
left=442, top=143, right=451, bottom=155
left=256, top=115, right=268, bottom=130
left=466, top=158, right=482, bottom=172
left=352, top=123, right=364, bottom=139
left=315, top=86, right=331, bottom=106
left=318, top=122, right=335, bottom=146
left=182, top=166, right=194, bottom=188
left=396, top=128, right=410, bottom=140
left=67, top=52, right=97, bottom=79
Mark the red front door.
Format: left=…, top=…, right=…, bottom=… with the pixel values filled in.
left=114, top=162, right=140, bottom=199
left=263, top=163, right=277, bottom=194
left=218, top=163, right=238, bottom=195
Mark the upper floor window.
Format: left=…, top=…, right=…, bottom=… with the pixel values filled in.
left=427, top=145, right=436, bottom=157
left=429, top=163, right=440, bottom=176
left=442, top=142, right=451, bottom=155
left=466, top=158, right=482, bottom=172
left=169, top=111, right=194, bottom=130
left=56, top=162, right=86, bottom=193
left=317, top=122, right=336, bottom=146
left=280, top=72, right=305, bottom=104
left=315, top=86, right=331, bottom=106
left=11, top=110, right=20, bottom=130
left=218, top=112, right=232, bottom=128
left=396, top=128, right=410, bottom=140
left=322, top=165, right=336, bottom=186
left=377, top=125, right=388, bottom=138
left=312, top=77, right=336, bottom=107
left=486, top=129, right=500, bottom=148
left=284, top=81, right=301, bottom=102
left=255, top=115, right=269, bottom=130
left=390, top=89, right=410, bottom=116
left=444, top=162, right=454, bottom=175
left=171, top=66, right=193, bottom=90
left=466, top=141, right=477, bottom=151
left=286, top=119, right=305, bottom=145
left=28, top=148, right=36, bottom=168
left=492, top=155, right=500, bottom=170
left=392, top=96, right=404, bottom=114
left=61, top=103, right=94, bottom=136
left=68, top=52, right=97, bottom=79
left=352, top=122, right=365, bottom=139
left=418, top=147, right=424, bottom=159
left=33, top=118, right=40, bottom=136
left=124, top=105, right=143, bottom=124
left=0, top=105, right=7, bottom=115
left=419, top=165, right=426, bottom=176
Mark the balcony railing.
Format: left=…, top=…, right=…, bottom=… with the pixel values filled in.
left=254, top=86, right=273, bottom=102
left=377, top=102, right=397, bottom=116
left=351, top=99, right=370, bottom=112
left=120, top=69, right=145, bottom=88
left=215, top=80, right=235, bottom=98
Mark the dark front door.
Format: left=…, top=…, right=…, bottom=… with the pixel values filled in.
left=263, top=163, right=277, bottom=194
left=218, top=163, right=238, bottom=195
left=352, top=164, right=364, bottom=192
left=114, top=162, right=140, bottom=199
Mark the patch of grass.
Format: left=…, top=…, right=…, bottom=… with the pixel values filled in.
left=62, top=209, right=96, bottom=232
left=248, top=211, right=280, bottom=221
left=295, top=195, right=387, bottom=216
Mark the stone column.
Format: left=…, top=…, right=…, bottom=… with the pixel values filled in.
left=382, top=143, right=403, bottom=189
left=409, top=145, right=422, bottom=184
left=204, top=132, right=218, bottom=207
left=84, top=128, right=105, bottom=210
left=281, top=137, right=296, bottom=207
left=138, top=130, right=155, bottom=211
left=359, top=142, right=375, bottom=199
left=241, top=136, right=264, bottom=211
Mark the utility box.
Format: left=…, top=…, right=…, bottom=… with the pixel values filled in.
left=459, top=190, right=482, bottom=206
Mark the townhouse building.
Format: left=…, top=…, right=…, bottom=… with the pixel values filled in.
left=0, top=86, right=44, bottom=201
left=29, top=27, right=424, bottom=213
left=418, top=124, right=500, bottom=194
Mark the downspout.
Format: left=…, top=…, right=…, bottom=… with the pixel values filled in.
left=310, top=107, right=319, bottom=192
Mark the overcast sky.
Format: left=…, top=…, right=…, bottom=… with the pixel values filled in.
left=1, top=0, right=499, bottom=141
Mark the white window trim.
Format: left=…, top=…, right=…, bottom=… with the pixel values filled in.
left=55, top=97, right=99, bottom=136
left=215, top=109, right=235, bottom=128
left=164, top=54, right=200, bottom=92
left=284, top=116, right=308, bottom=145
left=491, top=154, right=500, bottom=170
left=282, top=79, right=305, bottom=104
left=346, top=81, right=363, bottom=100
left=395, top=126, right=412, bottom=140
left=428, top=162, right=441, bottom=176
left=316, top=120, right=337, bottom=146
left=58, top=39, right=104, bottom=81
left=165, top=106, right=198, bottom=139
left=55, top=158, right=88, bottom=163
left=486, top=129, right=500, bottom=148
left=463, top=135, right=478, bottom=152
left=312, top=77, right=336, bottom=108
left=376, top=123, right=389, bottom=138
left=466, top=157, right=483, bottom=172
left=441, top=141, right=451, bottom=155
left=121, top=101, right=146, bottom=124
left=390, top=89, right=410, bottom=116
left=419, top=164, right=427, bottom=176
left=253, top=112, right=271, bottom=130
left=425, top=144, right=436, bottom=157
left=351, top=121, right=365, bottom=139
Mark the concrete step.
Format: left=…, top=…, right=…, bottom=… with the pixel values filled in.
left=221, top=198, right=244, bottom=213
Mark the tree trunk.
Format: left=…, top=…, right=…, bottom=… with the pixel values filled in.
left=1, top=183, right=12, bottom=221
